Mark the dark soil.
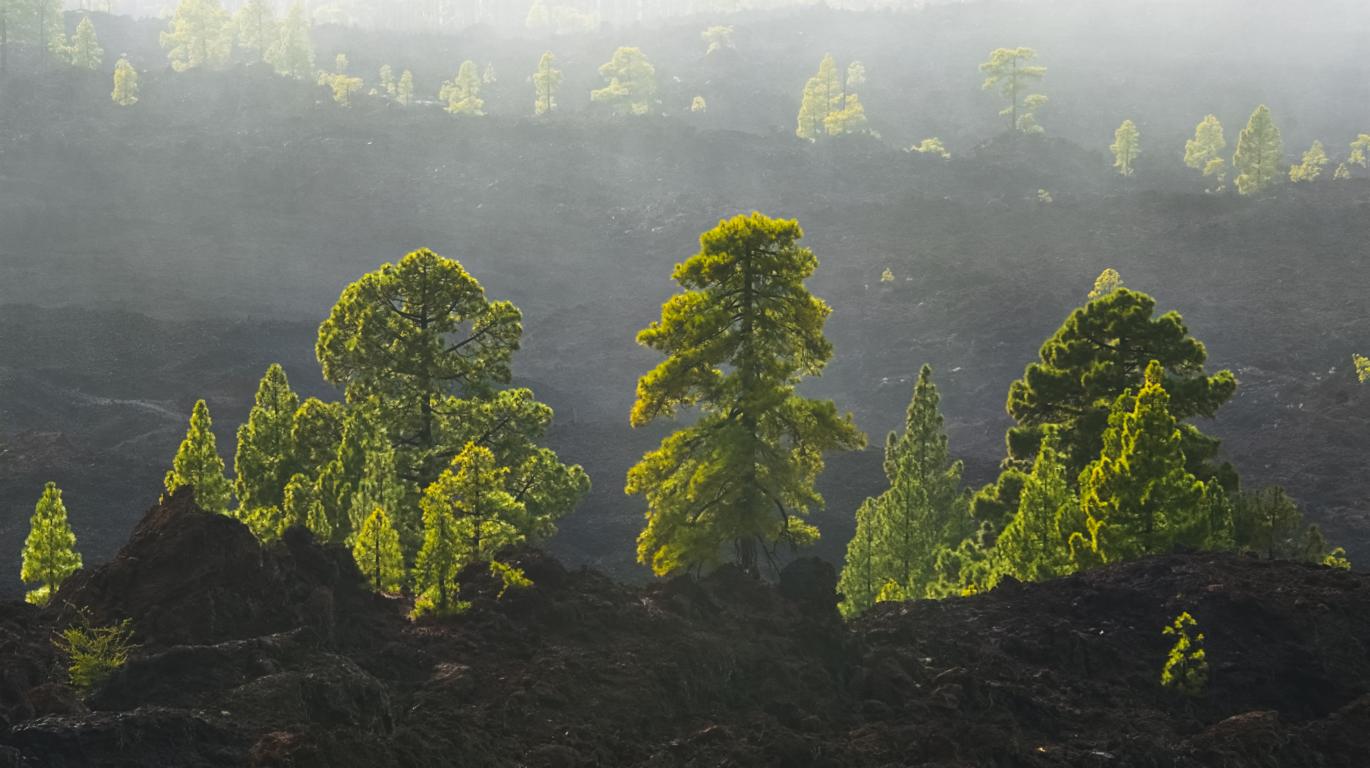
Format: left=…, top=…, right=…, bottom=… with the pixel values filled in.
left=2, top=491, right=1368, bottom=767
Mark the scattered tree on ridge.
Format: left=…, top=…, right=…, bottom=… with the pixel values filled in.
left=323, top=53, right=363, bottom=107
left=378, top=63, right=395, bottom=96
left=911, top=137, right=950, bottom=159
left=265, top=2, right=313, bottom=79
left=1289, top=140, right=1328, bottom=183
left=1184, top=114, right=1227, bottom=191
left=702, top=24, right=734, bottom=55
left=441, top=59, right=484, bottom=115
left=160, top=0, right=233, bottom=72
left=69, top=16, right=102, bottom=70
left=1089, top=268, right=1123, bottom=299
left=1233, top=104, right=1283, bottom=196
left=796, top=54, right=868, bottom=139
left=979, top=47, right=1047, bottom=133
left=396, top=69, right=414, bottom=105
left=233, top=0, right=275, bottom=63
left=626, top=213, right=865, bottom=577
left=1111, top=119, right=1141, bottom=177
left=165, top=399, right=233, bottom=515
left=532, top=51, right=562, bottom=115
left=112, top=57, right=139, bottom=106
left=837, top=366, right=967, bottom=617
left=591, top=46, right=658, bottom=116
left=20, top=482, right=82, bottom=607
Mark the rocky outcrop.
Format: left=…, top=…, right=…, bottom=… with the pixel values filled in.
left=2, top=491, right=1369, bottom=766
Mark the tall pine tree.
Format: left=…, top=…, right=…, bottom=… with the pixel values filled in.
left=532, top=51, right=561, bottom=116
left=352, top=507, right=405, bottom=593
left=234, top=364, right=300, bottom=513
left=1184, top=114, right=1227, bottom=191
left=20, top=482, right=82, bottom=606
left=627, top=213, right=865, bottom=576
left=1233, top=104, right=1283, bottom=196
left=591, top=47, right=657, bottom=116
left=991, top=427, right=1077, bottom=585
left=1111, top=119, right=1141, bottom=177
left=166, top=399, right=233, bottom=514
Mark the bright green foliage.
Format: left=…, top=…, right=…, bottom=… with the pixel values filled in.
left=1184, top=114, right=1227, bottom=191
left=378, top=64, right=395, bottom=96
left=702, top=25, right=734, bottom=54
left=348, top=442, right=407, bottom=547
left=979, top=47, right=1047, bottom=133
left=1111, top=119, right=1141, bottom=177
left=489, top=559, right=532, bottom=598
left=160, top=0, right=233, bottom=72
left=416, top=443, right=525, bottom=614
left=1289, top=140, right=1328, bottom=183
left=352, top=507, right=405, bottom=593
left=627, top=213, right=865, bottom=576
left=290, top=398, right=345, bottom=480
left=1335, top=163, right=1352, bottom=180
left=69, top=16, right=102, bottom=70
left=165, top=400, right=233, bottom=515
left=282, top=472, right=330, bottom=539
left=396, top=69, right=414, bottom=105
left=1349, top=134, right=1370, bottom=168
left=795, top=54, right=842, bottom=140
left=20, top=482, right=82, bottom=606
left=533, top=52, right=561, bottom=115
left=838, top=498, right=880, bottom=614
left=975, top=288, right=1236, bottom=526
left=837, top=366, right=966, bottom=617
left=992, top=428, right=1077, bottom=585
left=1089, top=268, right=1123, bottom=299
left=323, top=53, right=363, bottom=107
left=690, top=95, right=707, bottom=113
left=233, top=0, right=275, bottom=62
left=1160, top=611, right=1208, bottom=696
left=1354, top=354, right=1370, bottom=383
left=1233, top=105, right=1283, bottom=196
left=911, top=137, right=950, bottom=159
left=234, top=364, right=300, bottom=513
left=441, top=59, right=484, bottom=115
left=111, top=57, right=139, bottom=106
left=880, top=268, right=894, bottom=283
left=315, top=406, right=381, bottom=543
left=57, top=614, right=134, bottom=693
left=826, top=92, right=869, bottom=137
left=1231, top=486, right=1338, bottom=563
left=265, top=2, right=312, bottom=79
left=317, top=249, right=587, bottom=527
left=592, top=47, right=657, bottom=116
left=1324, top=548, right=1352, bottom=569
left=1071, top=362, right=1233, bottom=566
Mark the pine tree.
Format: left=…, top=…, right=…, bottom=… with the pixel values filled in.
left=165, top=399, right=233, bottom=514
left=975, top=289, right=1236, bottom=526
left=992, top=428, right=1077, bottom=584
left=1184, top=114, right=1227, bottom=190
left=627, top=213, right=865, bottom=576
left=532, top=51, right=561, bottom=116
left=282, top=472, right=328, bottom=538
left=378, top=63, right=395, bottom=96
left=290, top=398, right=345, bottom=480
left=1111, top=119, right=1141, bottom=177
left=396, top=69, right=414, bottom=105
left=979, top=47, right=1047, bottom=133
left=69, top=16, right=102, bottom=70
left=837, top=366, right=965, bottom=616
left=111, top=57, right=139, bottom=106
left=348, top=442, right=407, bottom=547
left=702, top=25, right=734, bottom=55
left=265, top=1, right=312, bottom=79
left=234, top=364, right=300, bottom=513
left=1350, top=134, right=1370, bottom=169
left=911, top=138, right=950, bottom=159
left=1088, top=268, right=1123, bottom=299
left=440, top=59, right=484, bottom=115
left=314, top=405, right=379, bottom=543
left=20, top=482, right=82, bottom=606
left=1233, top=104, right=1283, bottom=196
left=1072, top=362, right=1232, bottom=565
left=795, top=53, right=842, bottom=140
left=352, top=507, right=405, bottom=593
left=591, top=46, right=657, bottom=116
left=160, top=0, right=233, bottom=72
left=233, top=0, right=274, bottom=63
left=1289, top=140, right=1328, bottom=183
left=317, top=249, right=587, bottom=522
left=837, top=498, right=879, bottom=617
left=826, top=92, right=869, bottom=137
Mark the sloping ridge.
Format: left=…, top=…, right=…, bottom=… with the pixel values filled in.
left=0, top=491, right=1367, bottom=767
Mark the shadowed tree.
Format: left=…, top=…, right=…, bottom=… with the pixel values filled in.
left=1184, top=115, right=1227, bottom=191
left=532, top=51, right=561, bottom=116
left=111, top=57, right=139, bottom=105
left=973, top=289, right=1236, bottom=526
left=979, top=47, right=1046, bottom=133
left=20, top=482, right=82, bottom=606
left=161, top=0, right=233, bottom=71
left=1233, top=104, right=1283, bottom=196
left=592, top=46, right=657, bottom=116
left=348, top=442, right=407, bottom=548
left=1111, top=119, right=1140, bottom=177
left=627, top=213, right=865, bottom=577
left=165, top=400, right=233, bottom=515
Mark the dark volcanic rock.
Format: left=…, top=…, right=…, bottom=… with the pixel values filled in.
left=2, top=493, right=1369, bottom=766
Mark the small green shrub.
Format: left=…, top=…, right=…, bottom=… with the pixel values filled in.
left=56, top=614, right=136, bottom=692
left=1160, top=611, right=1208, bottom=696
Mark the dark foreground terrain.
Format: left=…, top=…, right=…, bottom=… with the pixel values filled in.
left=1, top=490, right=1367, bottom=767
